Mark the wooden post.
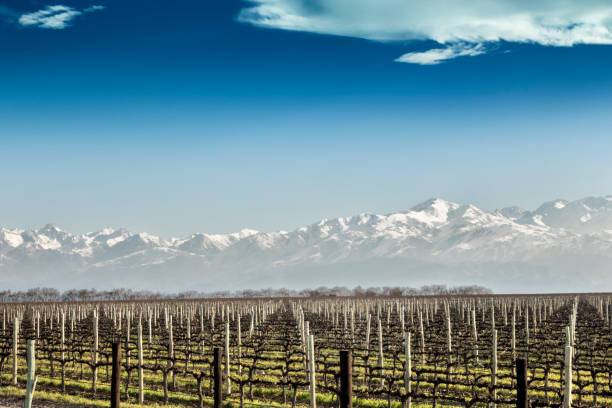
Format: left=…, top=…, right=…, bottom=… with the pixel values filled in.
left=351, top=308, right=355, bottom=340
left=563, top=344, right=573, bottom=408
left=138, top=322, right=144, bottom=404
left=126, top=310, right=131, bottom=377
left=186, top=312, right=191, bottom=370
left=491, top=329, right=498, bottom=408
left=111, top=342, right=121, bottom=408
left=365, top=313, right=371, bottom=351
left=472, top=309, right=479, bottom=365
left=225, top=321, right=231, bottom=395
left=404, top=332, right=412, bottom=408
left=92, top=310, right=99, bottom=394
left=12, top=316, right=19, bottom=386
left=377, top=317, right=384, bottom=386
left=169, top=314, right=175, bottom=390
left=308, top=334, right=317, bottom=408
left=377, top=317, right=384, bottom=368
left=525, top=310, right=530, bottom=346
left=419, top=310, right=425, bottom=365
left=516, top=359, right=527, bottom=408
left=446, top=306, right=452, bottom=354
left=340, top=350, right=353, bottom=408
left=25, top=340, right=37, bottom=408
left=237, top=314, right=242, bottom=375
left=214, top=347, right=223, bottom=408
left=148, top=309, right=153, bottom=357
left=61, top=311, right=66, bottom=392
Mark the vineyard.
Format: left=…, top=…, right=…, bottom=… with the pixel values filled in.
left=1, top=294, right=612, bottom=408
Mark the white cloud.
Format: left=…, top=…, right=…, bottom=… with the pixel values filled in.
left=84, top=5, right=105, bottom=13
left=238, top=0, right=612, bottom=64
left=18, top=4, right=104, bottom=29
left=19, top=5, right=81, bottom=29
left=395, top=43, right=486, bottom=65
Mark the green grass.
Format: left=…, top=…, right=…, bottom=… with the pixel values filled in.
left=3, top=332, right=612, bottom=408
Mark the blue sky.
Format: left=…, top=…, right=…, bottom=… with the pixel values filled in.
left=1, top=0, right=612, bottom=237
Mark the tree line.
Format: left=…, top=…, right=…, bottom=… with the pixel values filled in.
left=0, top=284, right=491, bottom=302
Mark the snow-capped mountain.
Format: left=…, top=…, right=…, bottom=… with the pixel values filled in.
left=2, top=196, right=612, bottom=293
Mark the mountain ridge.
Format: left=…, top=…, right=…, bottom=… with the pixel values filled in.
left=2, top=196, right=612, bottom=293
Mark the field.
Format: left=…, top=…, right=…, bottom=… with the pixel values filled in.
left=1, top=294, right=612, bottom=408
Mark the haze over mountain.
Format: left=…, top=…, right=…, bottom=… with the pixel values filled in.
left=2, top=196, right=612, bottom=293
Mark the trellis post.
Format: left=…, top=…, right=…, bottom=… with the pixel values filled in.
left=25, top=339, right=37, bottom=408
left=563, top=326, right=573, bottom=408
left=138, top=322, right=144, bottom=404
left=214, top=347, right=223, bottom=408
left=225, top=320, right=231, bottom=395
left=340, top=350, right=353, bottom=408
left=92, top=309, right=99, bottom=394
left=516, top=359, right=528, bottom=408
left=111, top=342, right=121, bottom=408
left=491, top=329, right=498, bottom=408
left=308, top=334, right=317, bottom=408
left=404, top=332, right=412, bottom=408
left=12, top=316, right=19, bottom=386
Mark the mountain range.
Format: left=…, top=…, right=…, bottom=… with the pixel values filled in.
left=2, top=196, right=612, bottom=293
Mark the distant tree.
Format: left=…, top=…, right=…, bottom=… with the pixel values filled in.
left=177, top=290, right=199, bottom=299
left=385, top=287, right=404, bottom=297
left=365, top=287, right=382, bottom=297
left=0, top=282, right=492, bottom=303
left=0, top=291, right=10, bottom=302
left=352, top=286, right=366, bottom=297
left=41, top=288, right=60, bottom=301
left=419, top=285, right=448, bottom=296
left=402, top=287, right=419, bottom=296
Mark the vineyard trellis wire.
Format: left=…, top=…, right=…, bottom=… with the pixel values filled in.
left=1, top=294, right=612, bottom=407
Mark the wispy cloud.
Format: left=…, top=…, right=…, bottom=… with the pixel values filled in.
left=19, top=5, right=81, bottom=29
left=395, top=43, right=486, bottom=65
left=18, top=4, right=104, bottom=29
left=83, top=5, right=105, bottom=13
left=238, top=0, right=612, bottom=64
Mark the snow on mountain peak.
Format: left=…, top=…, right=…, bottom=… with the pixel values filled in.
left=498, top=206, right=528, bottom=220
left=0, top=228, right=24, bottom=248
left=134, top=232, right=164, bottom=246
left=39, top=223, right=62, bottom=232
left=535, top=199, right=569, bottom=214
left=411, top=198, right=458, bottom=212
left=526, top=196, right=612, bottom=233
left=106, top=234, right=128, bottom=247
left=235, top=228, right=259, bottom=238
left=2, top=195, right=612, bottom=292
left=407, top=198, right=460, bottom=225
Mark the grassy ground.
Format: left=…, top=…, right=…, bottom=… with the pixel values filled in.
left=4, top=348, right=612, bottom=408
